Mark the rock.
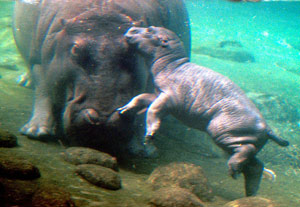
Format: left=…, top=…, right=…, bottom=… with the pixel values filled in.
left=219, top=40, right=243, bottom=48
left=224, top=196, right=276, bottom=207
left=0, top=129, right=17, bottom=148
left=63, top=147, right=118, bottom=171
left=247, top=92, right=299, bottom=123
left=148, top=162, right=213, bottom=201
left=32, top=184, right=75, bottom=207
left=76, top=164, right=122, bottom=190
left=192, top=45, right=255, bottom=63
left=0, top=155, right=40, bottom=180
left=0, top=178, right=38, bottom=206
left=149, top=187, right=206, bottom=207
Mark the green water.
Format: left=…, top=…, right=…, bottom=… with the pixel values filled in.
left=0, top=1, right=299, bottom=206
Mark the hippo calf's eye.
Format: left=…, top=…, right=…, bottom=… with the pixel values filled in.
left=147, top=27, right=155, bottom=33
left=71, top=43, right=80, bottom=56
left=129, top=28, right=140, bottom=35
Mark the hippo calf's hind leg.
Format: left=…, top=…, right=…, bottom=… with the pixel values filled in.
left=242, top=157, right=264, bottom=196
left=226, top=143, right=256, bottom=178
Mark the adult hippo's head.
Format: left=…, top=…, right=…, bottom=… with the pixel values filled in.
left=20, top=11, right=149, bottom=154
left=56, top=13, right=149, bottom=150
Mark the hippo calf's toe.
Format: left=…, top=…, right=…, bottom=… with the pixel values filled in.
left=119, top=26, right=289, bottom=196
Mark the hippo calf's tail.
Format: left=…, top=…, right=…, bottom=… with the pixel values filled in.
left=267, top=129, right=289, bottom=146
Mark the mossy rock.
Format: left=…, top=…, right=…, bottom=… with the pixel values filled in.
left=32, top=184, right=75, bottom=207
left=224, top=196, right=277, bottom=207
left=63, top=147, right=118, bottom=171
left=0, top=155, right=40, bottom=180
left=148, top=162, right=213, bottom=201
left=0, top=129, right=17, bottom=148
left=76, top=164, right=122, bottom=190
left=0, top=178, right=38, bottom=206
left=149, top=187, right=206, bottom=207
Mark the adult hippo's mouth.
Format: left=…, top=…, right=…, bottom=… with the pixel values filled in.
left=62, top=95, right=136, bottom=153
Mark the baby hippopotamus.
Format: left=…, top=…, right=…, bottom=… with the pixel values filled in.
left=118, top=26, right=289, bottom=196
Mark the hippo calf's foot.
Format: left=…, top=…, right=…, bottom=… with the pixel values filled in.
left=242, top=158, right=264, bottom=196
left=227, top=143, right=256, bottom=179
left=143, top=135, right=158, bottom=158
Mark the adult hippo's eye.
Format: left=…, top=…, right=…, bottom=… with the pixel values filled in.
left=70, top=42, right=96, bottom=69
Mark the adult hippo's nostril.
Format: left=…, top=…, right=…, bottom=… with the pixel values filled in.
left=81, top=108, right=100, bottom=125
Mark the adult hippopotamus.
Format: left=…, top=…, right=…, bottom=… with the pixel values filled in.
left=118, top=26, right=289, bottom=196
left=13, top=0, right=190, bottom=154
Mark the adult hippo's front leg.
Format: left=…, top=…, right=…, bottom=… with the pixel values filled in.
left=21, top=65, right=56, bottom=138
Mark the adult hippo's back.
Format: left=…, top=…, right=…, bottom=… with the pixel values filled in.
left=13, top=0, right=190, bottom=154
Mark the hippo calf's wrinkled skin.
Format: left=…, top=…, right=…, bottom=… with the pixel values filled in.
left=13, top=0, right=190, bottom=154
left=118, top=26, right=289, bottom=196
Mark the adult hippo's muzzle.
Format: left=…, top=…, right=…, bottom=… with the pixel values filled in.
left=61, top=84, right=136, bottom=152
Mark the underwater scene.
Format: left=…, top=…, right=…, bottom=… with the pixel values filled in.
left=0, top=0, right=299, bottom=206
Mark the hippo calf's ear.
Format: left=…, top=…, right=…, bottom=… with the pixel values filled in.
left=158, top=35, right=169, bottom=47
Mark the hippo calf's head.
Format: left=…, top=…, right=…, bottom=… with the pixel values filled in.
left=125, top=26, right=187, bottom=61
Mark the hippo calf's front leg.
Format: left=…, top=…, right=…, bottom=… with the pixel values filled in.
left=118, top=93, right=158, bottom=156
left=117, top=93, right=157, bottom=116
left=143, top=93, right=171, bottom=155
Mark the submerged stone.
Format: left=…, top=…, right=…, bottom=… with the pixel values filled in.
left=76, top=164, right=122, bottom=190
left=0, top=155, right=40, bottom=180
left=192, top=44, right=255, bottom=63
left=0, top=178, right=38, bottom=206
left=149, top=187, right=206, bottom=207
left=32, top=184, right=75, bottom=207
left=63, top=147, right=118, bottom=171
left=148, top=162, right=213, bottom=201
left=224, top=196, right=276, bottom=207
left=0, top=129, right=17, bottom=148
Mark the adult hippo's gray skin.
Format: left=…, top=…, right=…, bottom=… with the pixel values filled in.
left=13, top=0, right=190, bottom=155
left=118, top=26, right=289, bottom=196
